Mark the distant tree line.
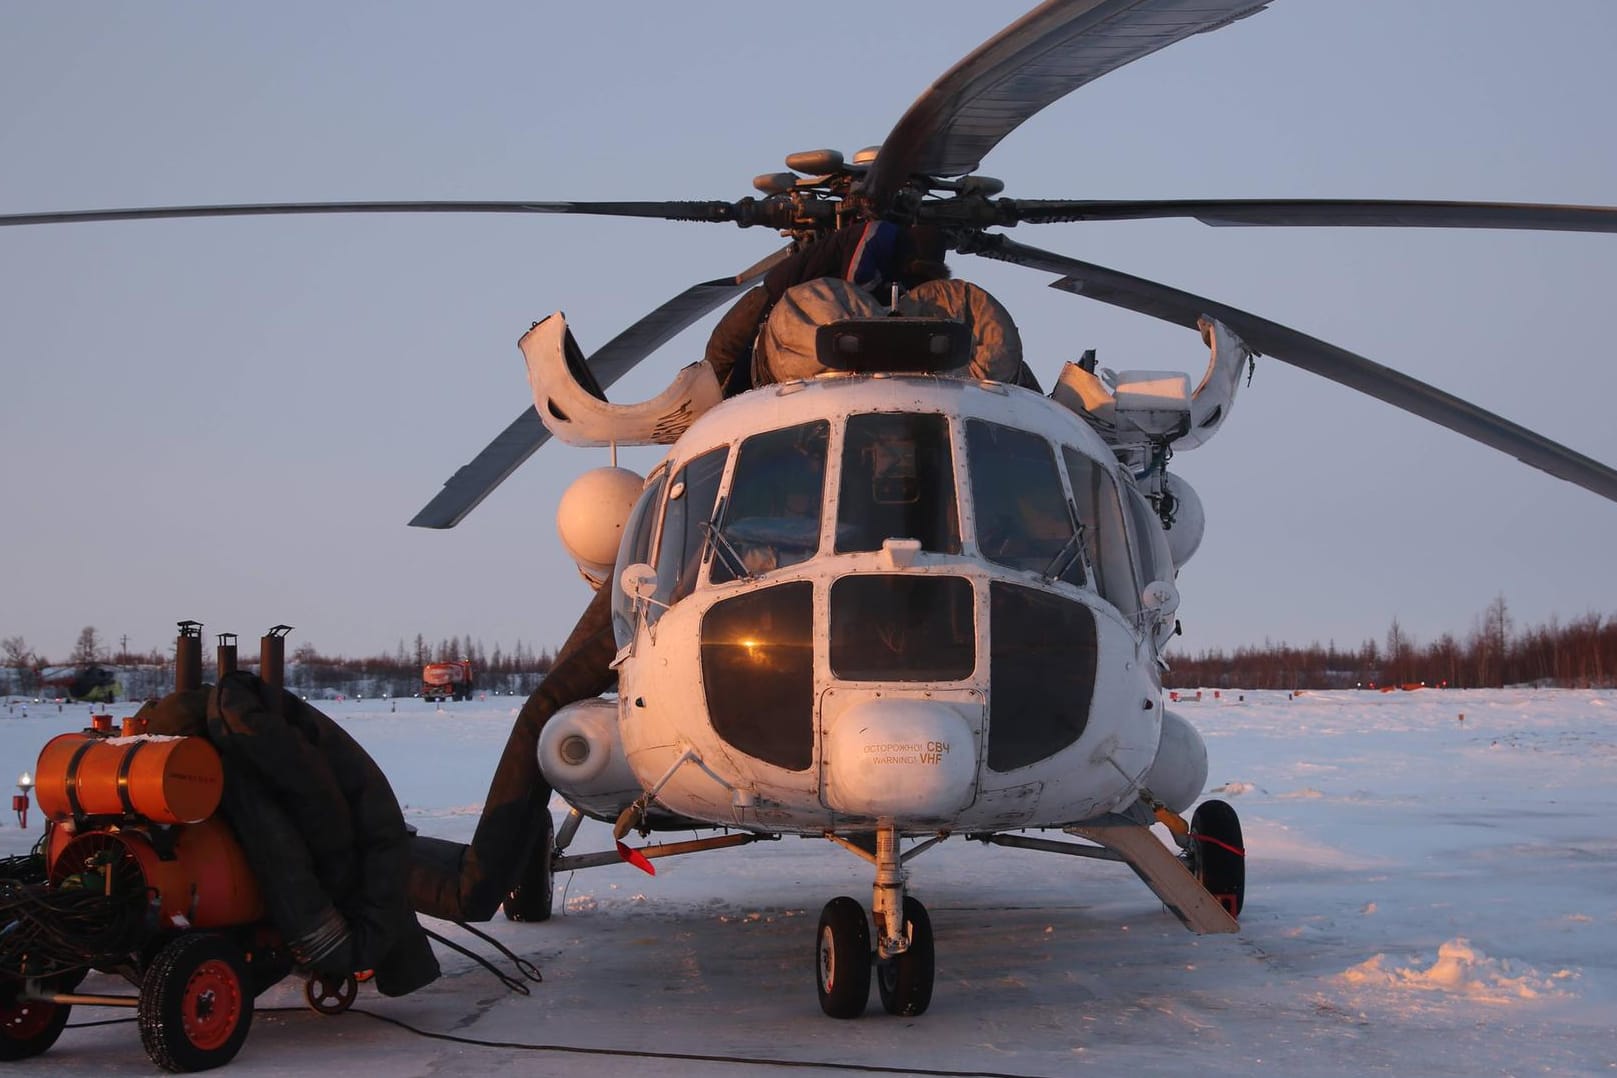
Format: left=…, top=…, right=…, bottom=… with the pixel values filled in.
left=9, top=595, right=1617, bottom=700
left=1165, top=596, right=1617, bottom=690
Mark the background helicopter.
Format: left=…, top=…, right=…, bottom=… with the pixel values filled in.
left=4, top=0, right=1617, bottom=1023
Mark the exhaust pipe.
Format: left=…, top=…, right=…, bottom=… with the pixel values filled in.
left=217, top=632, right=238, bottom=679
left=176, top=620, right=203, bottom=692
left=261, top=625, right=292, bottom=697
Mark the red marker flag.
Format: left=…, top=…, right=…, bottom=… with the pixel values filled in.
left=616, top=840, right=656, bottom=876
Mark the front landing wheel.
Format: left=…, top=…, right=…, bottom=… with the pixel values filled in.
left=875, top=896, right=934, bottom=1016
left=815, top=897, right=870, bottom=1019
left=1190, top=799, right=1246, bottom=918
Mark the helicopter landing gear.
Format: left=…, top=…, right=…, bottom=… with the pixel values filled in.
left=875, top=896, right=934, bottom=1016
left=1188, top=799, right=1245, bottom=917
left=816, top=824, right=936, bottom=1019
left=815, top=896, right=870, bottom=1018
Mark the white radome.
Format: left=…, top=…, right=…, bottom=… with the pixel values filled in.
left=556, top=466, right=645, bottom=583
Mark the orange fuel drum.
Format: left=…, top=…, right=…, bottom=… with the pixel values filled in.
left=34, top=731, right=224, bottom=825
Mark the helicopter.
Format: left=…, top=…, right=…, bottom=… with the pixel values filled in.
left=5, top=0, right=1617, bottom=1023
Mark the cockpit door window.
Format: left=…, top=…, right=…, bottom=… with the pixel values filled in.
left=652, top=446, right=727, bottom=612
left=611, top=469, right=667, bottom=647
left=1062, top=446, right=1137, bottom=616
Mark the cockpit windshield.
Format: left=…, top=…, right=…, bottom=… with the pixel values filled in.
left=835, top=413, right=960, bottom=554
left=711, top=420, right=829, bottom=584
left=966, top=419, right=1084, bottom=587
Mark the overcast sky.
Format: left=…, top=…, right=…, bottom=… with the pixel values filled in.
left=3, top=1, right=1615, bottom=663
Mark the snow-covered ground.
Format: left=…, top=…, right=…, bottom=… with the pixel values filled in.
left=3, top=689, right=1613, bottom=1076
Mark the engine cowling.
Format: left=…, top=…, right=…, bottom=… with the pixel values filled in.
left=1140, top=707, right=1208, bottom=813
left=536, top=698, right=641, bottom=819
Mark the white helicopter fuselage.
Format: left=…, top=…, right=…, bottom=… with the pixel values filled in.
left=554, top=373, right=1204, bottom=838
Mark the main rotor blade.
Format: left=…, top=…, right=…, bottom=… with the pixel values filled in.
left=0, top=199, right=747, bottom=228
left=964, top=232, right=1617, bottom=503
left=862, top=0, right=1269, bottom=208
left=408, top=246, right=792, bottom=530
left=996, top=198, right=1617, bottom=233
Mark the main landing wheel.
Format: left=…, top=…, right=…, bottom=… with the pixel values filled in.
left=504, top=810, right=556, bottom=922
left=815, top=896, right=871, bottom=1019
left=139, top=933, right=254, bottom=1073
left=875, top=896, right=935, bottom=1017
left=1190, top=799, right=1246, bottom=918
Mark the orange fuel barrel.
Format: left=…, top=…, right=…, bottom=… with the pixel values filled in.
left=47, top=817, right=265, bottom=929
left=34, top=732, right=223, bottom=824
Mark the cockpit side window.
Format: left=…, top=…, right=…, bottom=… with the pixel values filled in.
left=711, top=421, right=829, bottom=584
left=835, top=413, right=960, bottom=554
left=1063, top=446, right=1137, bottom=616
left=611, top=469, right=667, bottom=647
left=652, top=446, right=727, bottom=612
left=966, top=420, right=1084, bottom=586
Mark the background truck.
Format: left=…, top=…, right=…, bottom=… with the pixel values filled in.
left=421, top=659, right=474, bottom=702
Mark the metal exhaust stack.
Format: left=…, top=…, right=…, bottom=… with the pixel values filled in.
left=217, top=632, right=238, bottom=679
left=261, top=625, right=292, bottom=695
left=176, top=620, right=203, bottom=692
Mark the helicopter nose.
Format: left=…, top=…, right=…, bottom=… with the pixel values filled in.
left=823, top=698, right=976, bottom=820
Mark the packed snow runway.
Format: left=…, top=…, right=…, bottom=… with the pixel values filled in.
left=3, top=689, right=1613, bottom=1075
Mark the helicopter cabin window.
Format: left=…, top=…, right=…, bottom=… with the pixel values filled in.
left=710, top=421, right=829, bottom=585
left=965, top=420, right=1084, bottom=587
left=988, top=582, right=1098, bottom=772
left=700, top=582, right=815, bottom=771
left=611, top=469, right=667, bottom=647
left=1120, top=482, right=1174, bottom=594
left=652, top=446, right=727, bottom=613
left=828, top=575, right=975, bottom=682
left=1062, top=446, right=1137, bottom=617
left=835, top=413, right=960, bottom=555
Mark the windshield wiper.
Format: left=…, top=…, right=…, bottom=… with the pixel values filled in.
left=700, top=498, right=754, bottom=581
left=1040, top=501, right=1086, bottom=583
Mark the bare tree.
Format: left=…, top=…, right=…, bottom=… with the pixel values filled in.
left=2, top=635, right=34, bottom=667
left=71, top=625, right=104, bottom=666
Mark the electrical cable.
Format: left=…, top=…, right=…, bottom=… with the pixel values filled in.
left=69, top=1006, right=1061, bottom=1077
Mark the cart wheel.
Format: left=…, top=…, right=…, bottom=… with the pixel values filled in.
left=0, top=984, right=70, bottom=1062
left=304, top=972, right=357, bottom=1015
left=139, top=934, right=254, bottom=1073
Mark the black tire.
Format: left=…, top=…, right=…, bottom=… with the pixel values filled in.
left=503, top=811, right=555, bottom=922
left=1190, top=799, right=1246, bottom=918
left=0, top=980, right=70, bottom=1061
left=815, top=897, right=871, bottom=1019
left=138, top=934, right=254, bottom=1073
left=875, top=896, right=935, bottom=1017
